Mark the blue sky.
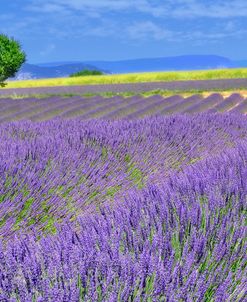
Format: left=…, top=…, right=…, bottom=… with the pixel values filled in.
left=1, top=0, right=247, bottom=63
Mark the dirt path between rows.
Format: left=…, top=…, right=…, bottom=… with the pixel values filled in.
left=1, top=78, right=247, bottom=96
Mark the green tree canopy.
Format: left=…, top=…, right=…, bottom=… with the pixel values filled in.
left=0, top=33, right=26, bottom=87
left=69, top=69, right=104, bottom=77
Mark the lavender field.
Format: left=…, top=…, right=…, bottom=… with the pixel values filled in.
left=0, top=93, right=247, bottom=122
left=0, top=94, right=246, bottom=301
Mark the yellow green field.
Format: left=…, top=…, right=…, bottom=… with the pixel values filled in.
left=3, top=68, right=247, bottom=89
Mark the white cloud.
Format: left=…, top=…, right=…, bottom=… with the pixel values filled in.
left=0, top=14, right=15, bottom=21
left=126, top=21, right=176, bottom=41
left=125, top=19, right=247, bottom=42
left=183, top=28, right=247, bottom=40
left=25, top=0, right=149, bottom=14
left=225, top=21, right=236, bottom=31
left=40, top=44, right=56, bottom=57
left=24, top=0, right=169, bottom=18
left=170, top=0, right=247, bottom=18
left=24, top=0, right=247, bottom=18
left=26, top=3, right=67, bottom=13
left=3, top=0, right=247, bottom=45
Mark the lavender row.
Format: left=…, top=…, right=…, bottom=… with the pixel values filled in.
left=30, top=96, right=86, bottom=121
left=76, top=96, right=125, bottom=120
left=98, top=96, right=145, bottom=119
left=124, top=95, right=185, bottom=119
left=104, top=96, right=145, bottom=119
left=0, top=97, right=63, bottom=122
left=159, top=94, right=203, bottom=114
left=184, top=93, right=224, bottom=113
left=1, top=78, right=247, bottom=96
left=230, top=98, right=247, bottom=114
left=208, top=93, right=244, bottom=113
left=128, top=96, right=168, bottom=118
left=123, top=95, right=166, bottom=119
left=1, top=94, right=247, bottom=122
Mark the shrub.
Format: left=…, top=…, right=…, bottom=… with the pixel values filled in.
left=0, top=33, right=26, bottom=87
left=69, top=69, right=104, bottom=77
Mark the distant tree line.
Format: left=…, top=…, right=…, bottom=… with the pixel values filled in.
left=69, top=69, right=104, bottom=77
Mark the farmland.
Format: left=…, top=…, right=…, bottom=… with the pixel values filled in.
left=0, top=86, right=246, bottom=301
left=1, top=0, right=247, bottom=298
left=3, top=67, right=247, bottom=89
left=0, top=93, right=247, bottom=123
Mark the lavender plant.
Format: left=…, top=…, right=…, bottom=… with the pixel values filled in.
left=0, top=114, right=246, bottom=301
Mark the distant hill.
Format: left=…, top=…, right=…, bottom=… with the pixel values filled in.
left=9, top=55, right=247, bottom=80
left=84, top=55, right=234, bottom=73
left=36, top=61, right=84, bottom=67
left=231, top=60, right=247, bottom=68
left=37, top=55, right=243, bottom=73
left=9, top=63, right=106, bottom=81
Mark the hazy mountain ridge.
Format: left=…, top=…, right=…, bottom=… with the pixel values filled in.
left=10, top=55, right=247, bottom=80
left=9, top=63, right=106, bottom=81
left=84, top=55, right=234, bottom=73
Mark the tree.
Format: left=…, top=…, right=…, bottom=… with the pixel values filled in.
left=0, top=33, right=26, bottom=87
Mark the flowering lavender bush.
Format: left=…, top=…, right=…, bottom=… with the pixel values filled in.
left=0, top=114, right=246, bottom=301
